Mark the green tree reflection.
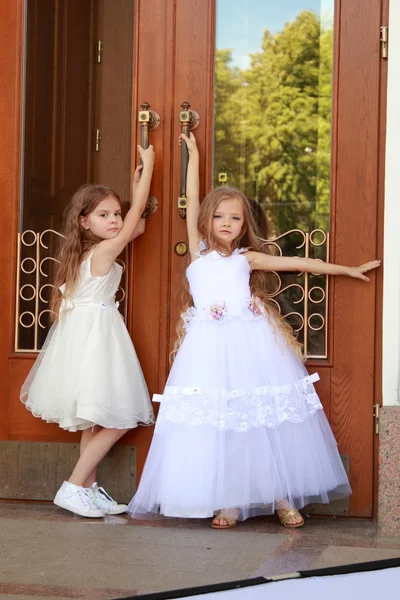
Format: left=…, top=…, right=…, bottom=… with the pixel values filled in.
left=213, top=10, right=333, bottom=237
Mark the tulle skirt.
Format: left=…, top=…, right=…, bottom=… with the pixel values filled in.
left=20, top=305, right=154, bottom=431
left=128, top=316, right=351, bottom=520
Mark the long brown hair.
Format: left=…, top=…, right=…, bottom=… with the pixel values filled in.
left=173, top=185, right=303, bottom=359
left=50, top=184, right=121, bottom=319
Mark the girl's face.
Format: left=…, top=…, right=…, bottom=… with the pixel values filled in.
left=80, top=196, right=123, bottom=239
left=212, top=198, right=244, bottom=244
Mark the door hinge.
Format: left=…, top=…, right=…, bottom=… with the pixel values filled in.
left=374, top=403, right=380, bottom=435
left=96, top=40, right=104, bottom=64
left=95, top=128, right=101, bottom=152
left=380, top=26, right=388, bottom=59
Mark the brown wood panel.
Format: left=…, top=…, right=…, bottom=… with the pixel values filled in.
left=55, top=0, right=94, bottom=217
left=0, top=441, right=136, bottom=503
left=307, top=367, right=332, bottom=421
left=23, top=0, right=94, bottom=234
left=9, top=358, right=78, bottom=443
left=0, top=0, right=24, bottom=440
left=331, top=0, right=382, bottom=517
left=23, top=0, right=57, bottom=232
left=123, top=0, right=176, bottom=477
left=93, top=0, right=134, bottom=200
left=168, top=0, right=215, bottom=350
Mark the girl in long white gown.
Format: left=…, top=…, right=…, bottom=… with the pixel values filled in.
left=21, top=145, right=155, bottom=518
left=128, top=134, right=380, bottom=529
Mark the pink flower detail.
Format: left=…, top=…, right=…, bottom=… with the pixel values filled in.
left=208, top=300, right=227, bottom=321
left=248, top=296, right=264, bottom=317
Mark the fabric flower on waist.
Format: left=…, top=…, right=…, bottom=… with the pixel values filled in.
left=208, top=300, right=227, bottom=321
left=248, top=296, right=265, bottom=317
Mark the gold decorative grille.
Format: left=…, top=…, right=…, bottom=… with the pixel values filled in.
left=15, top=229, right=328, bottom=358
left=15, top=230, right=127, bottom=352
left=266, top=229, right=329, bottom=359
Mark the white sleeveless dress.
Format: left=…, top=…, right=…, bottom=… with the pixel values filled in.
left=20, top=250, right=154, bottom=432
left=128, top=245, right=351, bottom=520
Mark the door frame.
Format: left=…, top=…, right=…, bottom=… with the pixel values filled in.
left=134, top=0, right=388, bottom=517
left=0, top=0, right=25, bottom=442
left=0, top=0, right=387, bottom=515
left=373, top=0, right=389, bottom=520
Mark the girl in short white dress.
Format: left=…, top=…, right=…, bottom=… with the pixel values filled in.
left=21, top=145, right=155, bottom=519
left=128, top=133, right=380, bottom=529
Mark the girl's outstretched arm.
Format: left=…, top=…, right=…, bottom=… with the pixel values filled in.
left=180, top=132, right=201, bottom=258
left=94, top=145, right=154, bottom=267
left=245, top=252, right=381, bottom=282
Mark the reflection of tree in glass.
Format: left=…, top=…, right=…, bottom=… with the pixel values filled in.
left=214, top=10, right=333, bottom=238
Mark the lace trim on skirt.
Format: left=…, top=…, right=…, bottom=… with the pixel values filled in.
left=153, top=373, right=322, bottom=431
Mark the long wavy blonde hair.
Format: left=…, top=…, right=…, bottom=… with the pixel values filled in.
left=172, top=185, right=303, bottom=360
left=50, top=184, right=121, bottom=319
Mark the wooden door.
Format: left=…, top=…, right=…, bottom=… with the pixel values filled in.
left=20, top=0, right=95, bottom=351
left=1, top=0, right=165, bottom=478
left=135, top=0, right=386, bottom=517
left=0, top=0, right=385, bottom=515
left=23, top=0, right=94, bottom=234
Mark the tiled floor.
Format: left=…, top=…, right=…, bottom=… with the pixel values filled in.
left=1, top=502, right=400, bottom=599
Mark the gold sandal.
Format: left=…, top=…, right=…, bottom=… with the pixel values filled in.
left=212, top=512, right=238, bottom=529
left=276, top=508, right=304, bottom=529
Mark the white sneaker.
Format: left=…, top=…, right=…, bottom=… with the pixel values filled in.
left=87, top=483, right=128, bottom=515
left=54, top=481, right=105, bottom=518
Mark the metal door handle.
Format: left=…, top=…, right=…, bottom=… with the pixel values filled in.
left=138, top=102, right=160, bottom=147
left=138, top=102, right=160, bottom=217
left=178, top=102, right=200, bottom=219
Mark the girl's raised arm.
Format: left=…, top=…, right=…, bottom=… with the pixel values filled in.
left=180, top=133, right=201, bottom=258
left=95, top=145, right=155, bottom=265
left=245, top=252, right=381, bottom=282
left=127, top=164, right=147, bottom=242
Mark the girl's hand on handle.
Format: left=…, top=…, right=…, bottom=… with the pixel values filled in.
left=180, top=132, right=201, bottom=257
left=137, top=144, right=155, bottom=167
left=347, top=260, right=381, bottom=282
left=180, top=132, right=198, bottom=154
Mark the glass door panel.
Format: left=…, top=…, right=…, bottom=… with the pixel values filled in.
left=213, top=1, right=334, bottom=357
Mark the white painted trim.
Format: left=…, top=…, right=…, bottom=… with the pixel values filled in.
left=383, top=0, right=400, bottom=406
